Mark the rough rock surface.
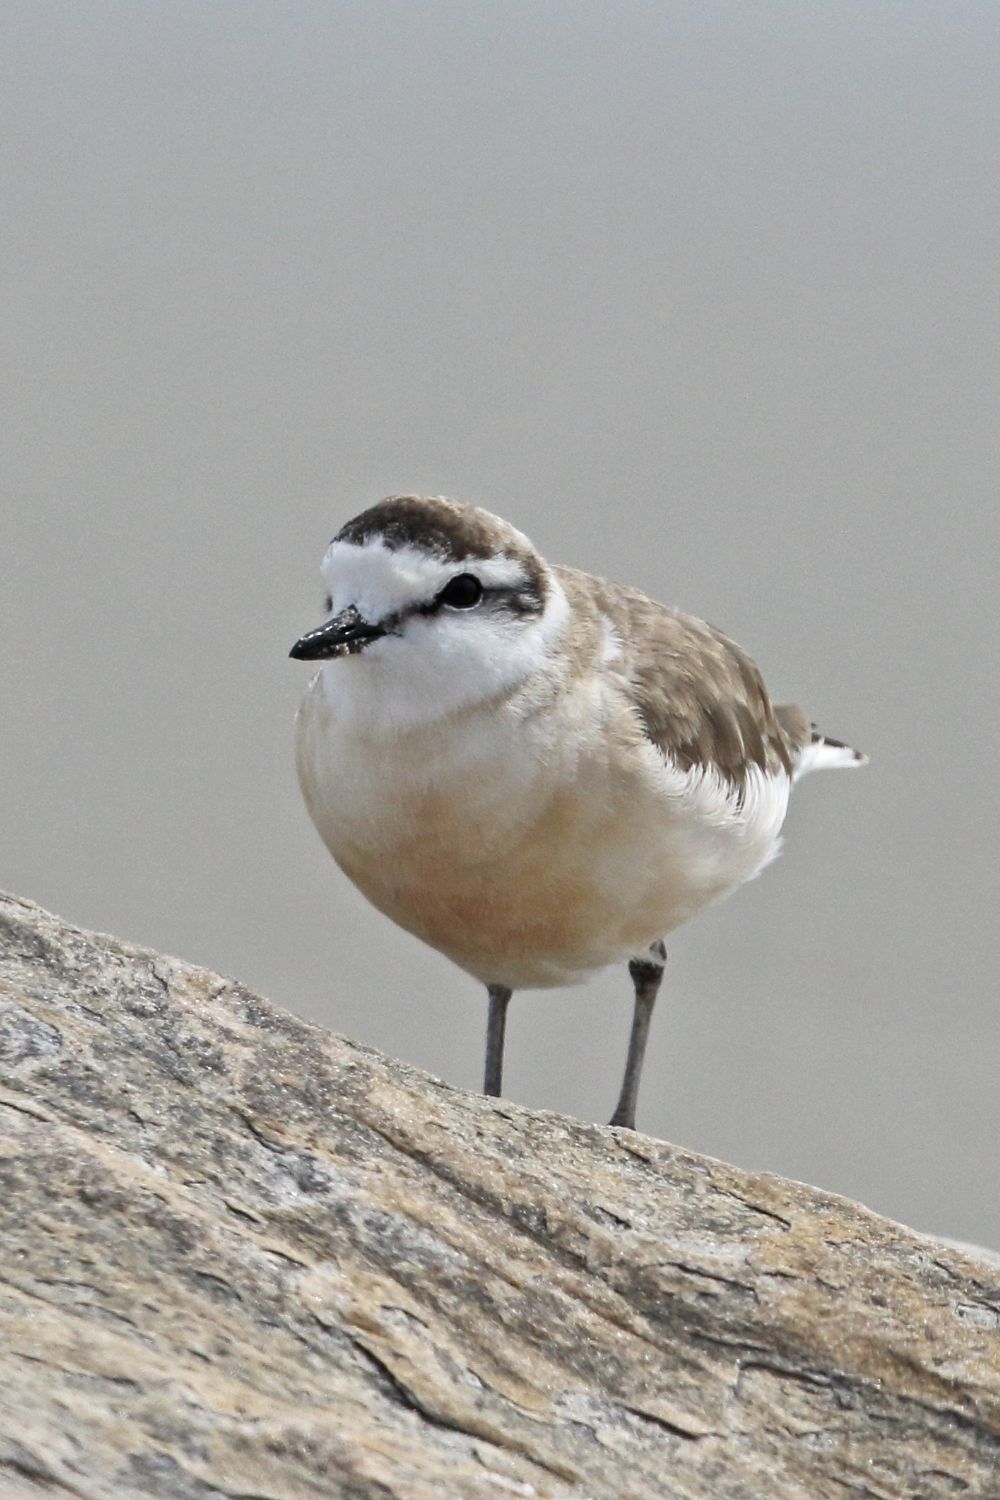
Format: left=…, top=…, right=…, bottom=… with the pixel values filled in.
left=0, top=891, right=997, bottom=1500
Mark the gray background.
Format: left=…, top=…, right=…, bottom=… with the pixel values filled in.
left=4, top=2, right=998, bottom=1248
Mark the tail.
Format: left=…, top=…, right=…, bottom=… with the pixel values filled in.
left=775, top=705, right=868, bottom=781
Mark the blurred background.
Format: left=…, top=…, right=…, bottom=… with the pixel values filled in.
left=3, top=2, right=998, bottom=1247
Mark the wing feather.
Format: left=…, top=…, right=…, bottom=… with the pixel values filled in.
left=556, top=567, right=804, bottom=788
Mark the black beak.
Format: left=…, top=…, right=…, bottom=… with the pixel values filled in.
left=289, top=605, right=387, bottom=660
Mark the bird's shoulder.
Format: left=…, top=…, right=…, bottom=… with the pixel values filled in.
left=553, top=564, right=805, bottom=785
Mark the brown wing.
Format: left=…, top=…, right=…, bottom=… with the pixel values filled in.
left=556, top=567, right=802, bottom=788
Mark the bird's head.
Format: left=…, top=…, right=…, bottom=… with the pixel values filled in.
left=290, top=495, right=569, bottom=731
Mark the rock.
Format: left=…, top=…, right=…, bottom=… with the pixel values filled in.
left=0, top=890, right=997, bottom=1499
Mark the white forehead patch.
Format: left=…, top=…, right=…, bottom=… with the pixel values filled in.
left=321, top=537, right=529, bottom=622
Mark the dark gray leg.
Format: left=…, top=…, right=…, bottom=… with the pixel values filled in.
left=484, top=984, right=513, bottom=1096
left=609, top=941, right=666, bottom=1130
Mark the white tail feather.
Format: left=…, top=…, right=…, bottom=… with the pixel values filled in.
left=794, top=736, right=868, bottom=780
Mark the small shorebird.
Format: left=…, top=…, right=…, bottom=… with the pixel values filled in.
left=291, top=495, right=866, bottom=1130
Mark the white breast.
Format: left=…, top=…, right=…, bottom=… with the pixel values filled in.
left=295, top=666, right=790, bottom=990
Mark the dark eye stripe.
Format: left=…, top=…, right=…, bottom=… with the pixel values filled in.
left=413, top=580, right=544, bottom=616
left=503, top=585, right=545, bottom=617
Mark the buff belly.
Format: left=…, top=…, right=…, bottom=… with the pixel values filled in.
left=296, top=676, right=789, bottom=991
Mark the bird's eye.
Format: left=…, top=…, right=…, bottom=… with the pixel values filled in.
left=323, top=594, right=332, bottom=614
left=436, top=573, right=483, bottom=609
